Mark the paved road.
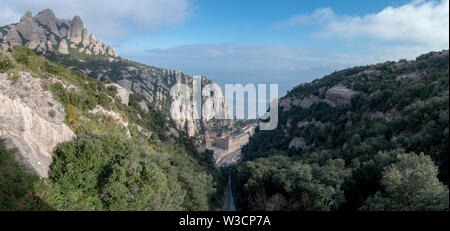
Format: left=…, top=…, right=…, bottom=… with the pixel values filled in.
left=222, top=174, right=236, bottom=211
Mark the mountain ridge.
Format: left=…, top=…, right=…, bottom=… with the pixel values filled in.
left=234, top=49, right=449, bottom=211
left=1, top=9, right=234, bottom=138
left=0, top=9, right=117, bottom=57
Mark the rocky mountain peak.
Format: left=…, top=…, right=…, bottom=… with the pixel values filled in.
left=20, top=11, right=33, bottom=22
left=34, top=9, right=60, bottom=37
left=0, top=9, right=118, bottom=58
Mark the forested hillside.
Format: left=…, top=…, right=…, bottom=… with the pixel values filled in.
left=0, top=47, right=224, bottom=210
left=235, top=50, right=449, bottom=211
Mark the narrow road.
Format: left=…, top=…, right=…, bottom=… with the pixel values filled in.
left=221, top=174, right=236, bottom=211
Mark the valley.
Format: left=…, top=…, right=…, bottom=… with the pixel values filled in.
left=0, top=7, right=448, bottom=212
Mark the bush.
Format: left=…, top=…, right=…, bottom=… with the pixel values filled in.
left=0, top=139, right=52, bottom=210
left=0, top=49, right=15, bottom=72
left=361, top=151, right=449, bottom=211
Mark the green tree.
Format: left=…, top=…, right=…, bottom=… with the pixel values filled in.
left=0, top=139, right=52, bottom=210
left=0, top=49, right=16, bottom=72
left=361, top=152, right=449, bottom=211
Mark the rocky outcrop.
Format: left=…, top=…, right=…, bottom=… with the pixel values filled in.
left=102, top=65, right=232, bottom=137
left=325, top=84, right=356, bottom=107
left=0, top=72, right=75, bottom=178
left=69, top=16, right=83, bottom=44
left=0, top=9, right=118, bottom=57
left=1, top=10, right=229, bottom=137
left=139, top=101, right=149, bottom=113
left=280, top=84, right=356, bottom=111
left=288, top=137, right=310, bottom=150
left=58, top=39, right=69, bottom=54
left=105, top=83, right=131, bottom=105
left=106, top=45, right=118, bottom=57
left=81, top=28, right=90, bottom=47
left=89, top=33, right=96, bottom=44
left=4, top=26, right=23, bottom=46
left=33, top=9, right=61, bottom=37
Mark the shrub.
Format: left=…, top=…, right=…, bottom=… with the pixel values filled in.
left=0, top=49, right=15, bottom=72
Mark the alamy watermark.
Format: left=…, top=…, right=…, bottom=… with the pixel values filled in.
left=170, top=76, right=278, bottom=130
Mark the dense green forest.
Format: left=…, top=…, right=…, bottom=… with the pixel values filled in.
left=235, top=50, right=449, bottom=211
left=0, top=47, right=225, bottom=210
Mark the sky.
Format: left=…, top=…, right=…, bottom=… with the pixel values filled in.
left=0, top=0, right=449, bottom=96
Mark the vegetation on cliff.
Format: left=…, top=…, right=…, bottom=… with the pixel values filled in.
left=0, top=47, right=224, bottom=210
left=235, top=50, right=449, bottom=211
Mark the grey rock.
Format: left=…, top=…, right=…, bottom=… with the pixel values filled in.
left=33, top=9, right=61, bottom=37
left=47, top=40, right=53, bottom=52
left=49, top=34, right=57, bottom=46
left=81, top=28, right=89, bottom=47
left=106, top=45, right=118, bottom=57
left=25, top=33, right=41, bottom=49
left=5, top=26, right=23, bottom=46
left=59, top=26, right=68, bottom=38
left=89, top=33, right=96, bottom=44
left=16, top=13, right=47, bottom=43
left=139, top=101, right=149, bottom=113
left=58, top=39, right=69, bottom=54
left=69, top=16, right=83, bottom=44
left=0, top=72, right=75, bottom=178
left=289, top=137, right=309, bottom=150
left=325, top=84, right=356, bottom=107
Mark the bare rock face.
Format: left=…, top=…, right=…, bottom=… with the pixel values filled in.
left=325, top=84, right=356, bottom=107
left=279, top=95, right=321, bottom=111
left=58, top=39, right=69, bottom=54
left=16, top=13, right=47, bottom=44
left=280, top=84, right=356, bottom=111
left=58, top=26, right=69, bottom=38
left=5, top=26, right=24, bottom=46
left=1, top=9, right=118, bottom=57
left=89, top=33, right=96, bottom=44
left=105, top=83, right=131, bottom=105
left=81, top=28, right=90, bottom=47
left=33, top=9, right=61, bottom=37
left=288, top=137, right=309, bottom=150
left=0, top=72, right=75, bottom=178
left=25, top=33, right=41, bottom=49
left=106, top=45, right=118, bottom=57
left=139, top=101, right=149, bottom=113
left=69, top=16, right=83, bottom=44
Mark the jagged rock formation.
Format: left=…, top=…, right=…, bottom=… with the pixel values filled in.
left=0, top=72, right=75, bottom=177
left=280, top=84, right=356, bottom=111
left=1, top=9, right=229, bottom=138
left=112, top=67, right=232, bottom=137
left=0, top=9, right=118, bottom=57
left=55, top=54, right=234, bottom=137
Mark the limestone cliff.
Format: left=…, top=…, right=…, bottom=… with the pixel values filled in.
left=1, top=9, right=230, bottom=137
left=0, top=72, right=75, bottom=177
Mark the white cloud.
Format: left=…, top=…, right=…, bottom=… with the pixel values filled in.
left=0, top=0, right=194, bottom=37
left=272, top=7, right=336, bottom=28
left=0, top=7, right=21, bottom=26
left=276, top=0, right=449, bottom=50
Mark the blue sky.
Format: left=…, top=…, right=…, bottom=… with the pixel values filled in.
left=1, top=0, right=449, bottom=95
